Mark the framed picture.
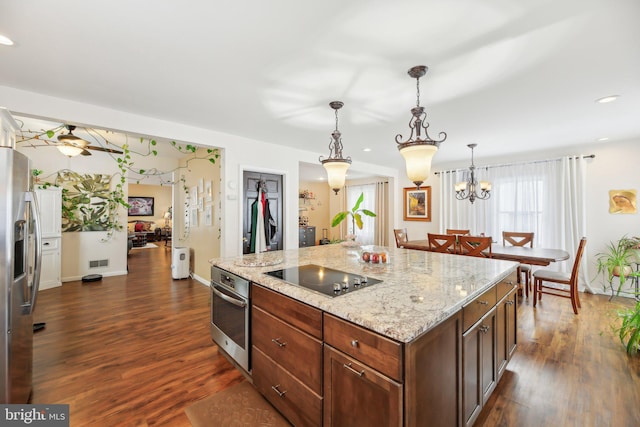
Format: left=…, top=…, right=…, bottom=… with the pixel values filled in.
left=190, top=208, right=198, bottom=227
left=198, top=197, right=204, bottom=212
left=205, top=180, right=212, bottom=202
left=609, top=189, right=637, bottom=214
left=190, top=186, right=198, bottom=206
left=204, top=205, right=212, bottom=226
left=128, top=197, right=154, bottom=216
left=403, top=186, right=431, bottom=222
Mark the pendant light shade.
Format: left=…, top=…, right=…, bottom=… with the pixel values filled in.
left=396, top=66, right=447, bottom=189
left=399, top=143, right=438, bottom=189
left=322, top=160, right=351, bottom=193
left=319, top=101, right=351, bottom=195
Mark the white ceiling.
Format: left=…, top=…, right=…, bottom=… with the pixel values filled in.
left=2, top=0, right=639, bottom=179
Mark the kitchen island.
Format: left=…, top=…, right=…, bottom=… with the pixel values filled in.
left=210, top=244, right=519, bottom=427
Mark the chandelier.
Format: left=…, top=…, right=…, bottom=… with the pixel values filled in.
left=396, top=65, right=447, bottom=189
left=319, top=101, right=351, bottom=195
left=455, top=143, right=491, bottom=203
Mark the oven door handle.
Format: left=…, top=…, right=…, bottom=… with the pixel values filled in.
left=212, top=285, right=247, bottom=308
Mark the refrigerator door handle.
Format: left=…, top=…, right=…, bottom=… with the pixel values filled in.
left=25, top=191, right=42, bottom=314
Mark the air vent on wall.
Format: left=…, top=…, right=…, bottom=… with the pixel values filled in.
left=89, top=259, right=109, bottom=268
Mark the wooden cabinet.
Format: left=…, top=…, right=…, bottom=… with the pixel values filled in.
left=299, top=226, right=316, bottom=247
left=251, top=285, right=323, bottom=427
left=496, top=284, right=517, bottom=379
left=324, top=345, right=402, bottom=427
left=463, top=307, right=497, bottom=427
left=462, top=273, right=517, bottom=427
left=324, top=313, right=402, bottom=427
left=250, top=272, right=517, bottom=427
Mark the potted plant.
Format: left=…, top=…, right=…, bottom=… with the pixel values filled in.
left=331, top=192, right=376, bottom=245
left=613, top=269, right=640, bottom=355
left=595, top=237, right=637, bottom=296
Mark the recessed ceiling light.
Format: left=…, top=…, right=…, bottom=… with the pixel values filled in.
left=0, top=35, right=14, bottom=46
left=596, top=95, right=619, bottom=104
left=363, top=148, right=372, bottom=152
left=597, top=137, right=610, bottom=142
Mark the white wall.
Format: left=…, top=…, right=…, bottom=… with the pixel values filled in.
left=2, top=86, right=400, bottom=260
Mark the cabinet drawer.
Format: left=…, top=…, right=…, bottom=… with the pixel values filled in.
left=42, top=238, right=60, bottom=251
left=252, top=285, right=323, bottom=339
left=253, top=347, right=322, bottom=427
left=252, top=306, right=323, bottom=394
left=323, top=313, right=402, bottom=382
left=496, top=272, right=517, bottom=301
left=463, top=285, right=497, bottom=332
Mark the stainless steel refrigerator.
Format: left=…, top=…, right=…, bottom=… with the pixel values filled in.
left=0, top=147, right=42, bottom=403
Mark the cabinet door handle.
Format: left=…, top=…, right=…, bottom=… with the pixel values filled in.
left=506, top=300, right=515, bottom=306
left=271, top=384, right=287, bottom=397
left=480, top=325, right=490, bottom=334
left=351, top=339, right=359, bottom=348
left=343, top=363, right=365, bottom=377
left=271, top=338, right=287, bottom=347
left=477, top=300, right=489, bottom=306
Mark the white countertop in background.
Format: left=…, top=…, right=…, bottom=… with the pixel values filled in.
left=210, top=245, right=518, bottom=343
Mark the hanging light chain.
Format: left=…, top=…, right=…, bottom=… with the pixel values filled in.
left=416, top=75, right=421, bottom=107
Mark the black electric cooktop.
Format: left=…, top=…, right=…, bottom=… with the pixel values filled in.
left=265, top=264, right=381, bottom=297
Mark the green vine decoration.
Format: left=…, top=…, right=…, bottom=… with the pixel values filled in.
left=18, top=124, right=221, bottom=241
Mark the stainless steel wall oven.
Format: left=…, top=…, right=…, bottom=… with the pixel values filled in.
left=210, top=266, right=250, bottom=373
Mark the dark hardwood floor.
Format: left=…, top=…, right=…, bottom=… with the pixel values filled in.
left=32, top=245, right=243, bottom=426
left=32, top=246, right=640, bottom=426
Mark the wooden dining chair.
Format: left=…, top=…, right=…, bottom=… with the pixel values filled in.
left=427, top=233, right=457, bottom=253
left=532, top=237, right=587, bottom=315
left=446, top=229, right=470, bottom=236
left=502, top=231, right=535, bottom=297
left=394, top=228, right=408, bottom=248
left=458, top=235, right=492, bottom=258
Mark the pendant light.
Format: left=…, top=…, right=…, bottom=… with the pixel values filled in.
left=395, top=65, right=447, bottom=189
left=319, top=101, right=351, bottom=195
left=455, top=144, right=491, bottom=203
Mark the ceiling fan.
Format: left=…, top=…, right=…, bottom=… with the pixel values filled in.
left=57, top=125, right=124, bottom=157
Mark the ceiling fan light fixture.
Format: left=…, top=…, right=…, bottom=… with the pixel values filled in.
left=395, top=65, right=447, bottom=189
left=57, top=144, right=85, bottom=157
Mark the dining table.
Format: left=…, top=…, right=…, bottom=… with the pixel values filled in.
left=401, top=240, right=570, bottom=266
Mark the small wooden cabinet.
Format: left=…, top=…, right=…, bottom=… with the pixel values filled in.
left=251, top=285, right=323, bottom=427
left=496, top=284, right=517, bottom=379
left=462, top=274, right=517, bottom=427
left=299, top=226, right=316, bottom=247
left=324, top=345, right=402, bottom=427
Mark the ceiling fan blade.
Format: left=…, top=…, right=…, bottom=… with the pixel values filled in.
left=80, top=149, right=92, bottom=156
left=86, top=145, right=124, bottom=155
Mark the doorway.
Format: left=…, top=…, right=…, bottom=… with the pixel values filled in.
left=242, top=171, right=283, bottom=254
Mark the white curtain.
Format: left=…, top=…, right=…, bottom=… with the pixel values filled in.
left=439, top=155, right=592, bottom=292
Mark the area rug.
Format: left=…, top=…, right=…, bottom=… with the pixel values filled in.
left=185, top=381, right=290, bottom=427
left=131, top=242, right=158, bottom=249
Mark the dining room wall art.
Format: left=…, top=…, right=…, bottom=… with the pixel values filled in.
left=403, top=186, right=431, bottom=221
left=609, top=189, right=637, bottom=214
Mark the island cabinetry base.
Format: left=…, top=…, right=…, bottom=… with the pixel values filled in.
left=404, top=311, right=463, bottom=427
left=251, top=285, right=323, bottom=427
left=323, top=345, right=402, bottom=427
left=496, top=285, right=517, bottom=379
left=253, top=347, right=322, bottom=427
left=463, top=308, right=497, bottom=427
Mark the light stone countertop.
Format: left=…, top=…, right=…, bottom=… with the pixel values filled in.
left=210, top=244, right=518, bottom=343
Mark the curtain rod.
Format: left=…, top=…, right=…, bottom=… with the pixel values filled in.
left=434, top=154, right=595, bottom=175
